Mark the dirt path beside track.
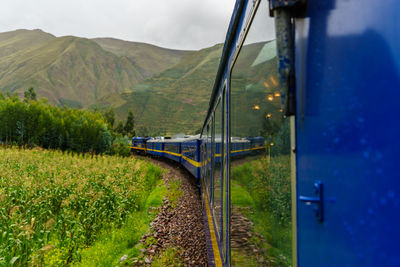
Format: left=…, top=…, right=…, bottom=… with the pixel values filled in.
left=134, top=156, right=208, bottom=266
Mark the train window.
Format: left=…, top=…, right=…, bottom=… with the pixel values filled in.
left=165, top=143, right=179, bottom=154
left=230, top=0, right=293, bottom=266
left=183, top=143, right=196, bottom=160
left=222, top=85, right=228, bottom=262
left=201, top=142, right=206, bottom=183
left=207, top=121, right=212, bottom=201
left=213, top=98, right=222, bottom=238
left=202, top=127, right=208, bottom=193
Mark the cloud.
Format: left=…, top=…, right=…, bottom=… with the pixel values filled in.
left=0, top=0, right=274, bottom=50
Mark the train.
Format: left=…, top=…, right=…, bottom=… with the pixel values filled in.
left=132, top=0, right=400, bottom=266
left=131, top=136, right=265, bottom=178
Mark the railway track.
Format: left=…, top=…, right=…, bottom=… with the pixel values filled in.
left=133, top=155, right=208, bottom=266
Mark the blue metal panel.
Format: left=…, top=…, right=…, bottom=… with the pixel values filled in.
left=147, top=142, right=156, bottom=156
left=132, top=137, right=147, bottom=152
left=181, top=139, right=201, bottom=178
left=164, top=142, right=181, bottom=162
left=148, top=141, right=164, bottom=156
left=197, top=140, right=201, bottom=178
left=156, top=142, right=161, bottom=156
left=148, top=143, right=153, bottom=154
left=295, top=0, right=400, bottom=266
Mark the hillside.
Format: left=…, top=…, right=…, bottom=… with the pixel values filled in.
left=96, top=41, right=278, bottom=135
left=0, top=29, right=54, bottom=58
left=0, top=29, right=278, bottom=135
left=95, top=43, right=224, bottom=134
left=0, top=29, right=186, bottom=107
left=92, top=38, right=188, bottom=78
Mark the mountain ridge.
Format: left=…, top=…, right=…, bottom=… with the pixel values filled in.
left=0, top=29, right=278, bottom=135
left=0, top=29, right=189, bottom=107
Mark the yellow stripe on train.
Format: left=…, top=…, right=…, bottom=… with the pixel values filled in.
left=182, top=155, right=201, bottom=167
left=131, top=146, right=265, bottom=169
left=202, top=182, right=223, bottom=267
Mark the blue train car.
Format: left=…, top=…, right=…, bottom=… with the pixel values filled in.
left=146, top=139, right=165, bottom=157
left=249, top=137, right=265, bottom=154
left=292, top=1, right=400, bottom=266
left=131, top=137, right=148, bottom=153
left=181, top=137, right=201, bottom=178
left=199, top=0, right=400, bottom=266
left=230, top=138, right=250, bottom=157
left=214, top=138, right=223, bottom=164
left=163, top=139, right=182, bottom=163
left=229, top=137, right=264, bottom=158
left=132, top=1, right=400, bottom=266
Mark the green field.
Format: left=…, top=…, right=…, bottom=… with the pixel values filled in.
left=0, top=148, right=166, bottom=266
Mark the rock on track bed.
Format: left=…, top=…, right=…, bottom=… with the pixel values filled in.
left=135, top=156, right=208, bottom=266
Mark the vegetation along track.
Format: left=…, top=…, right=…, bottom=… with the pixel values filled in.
left=127, top=155, right=208, bottom=266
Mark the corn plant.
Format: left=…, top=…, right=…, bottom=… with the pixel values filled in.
left=0, top=148, right=162, bottom=266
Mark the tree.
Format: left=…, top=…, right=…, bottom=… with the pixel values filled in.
left=124, top=110, right=135, bottom=137
left=115, top=121, right=125, bottom=135
left=24, top=87, right=37, bottom=102
left=103, top=107, right=115, bottom=128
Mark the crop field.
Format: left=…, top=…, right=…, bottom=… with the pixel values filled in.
left=0, top=148, right=164, bottom=266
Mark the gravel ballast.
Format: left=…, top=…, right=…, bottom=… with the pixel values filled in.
left=135, top=157, right=208, bottom=266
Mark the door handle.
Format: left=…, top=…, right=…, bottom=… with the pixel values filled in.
left=299, top=181, right=324, bottom=222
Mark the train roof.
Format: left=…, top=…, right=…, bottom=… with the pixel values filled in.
left=132, top=137, right=148, bottom=140
left=147, top=134, right=200, bottom=143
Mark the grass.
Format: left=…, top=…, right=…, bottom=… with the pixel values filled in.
left=76, top=180, right=169, bottom=267
left=231, top=155, right=292, bottom=266
left=116, top=178, right=184, bottom=266
left=0, top=147, right=163, bottom=266
left=231, top=182, right=255, bottom=208
left=167, top=180, right=183, bottom=208
left=145, top=182, right=169, bottom=208
left=231, top=249, right=259, bottom=267
left=152, top=247, right=184, bottom=267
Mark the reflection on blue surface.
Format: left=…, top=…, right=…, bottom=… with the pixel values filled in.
left=295, top=0, right=400, bottom=266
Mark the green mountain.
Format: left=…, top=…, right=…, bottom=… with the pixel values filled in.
left=230, top=41, right=280, bottom=137
left=0, top=29, right=54, bottom=58
left=92, top=38, right=188, bottom=79
left=0, top=29, right=278, bottom=135
left=96, top=41, right=278, bottom=135
left=0, top=29, right=187, bottom=107
left=95, top=43, right=224, bottom=135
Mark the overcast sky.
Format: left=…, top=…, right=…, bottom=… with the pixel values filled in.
left=0, top=0, right=276, bottom=50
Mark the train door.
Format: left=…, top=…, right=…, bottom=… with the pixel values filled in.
left=293, top=0, right=400, bottom=266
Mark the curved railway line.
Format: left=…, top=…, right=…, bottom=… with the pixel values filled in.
left=132, top=156, right=208, bottom=266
